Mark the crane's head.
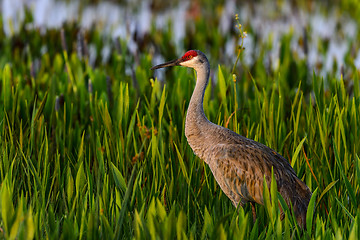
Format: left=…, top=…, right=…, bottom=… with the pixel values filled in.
left=151, top=50, right=208, bottom=71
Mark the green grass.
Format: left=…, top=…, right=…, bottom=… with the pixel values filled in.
left=1, top=5, right=360, bottom=239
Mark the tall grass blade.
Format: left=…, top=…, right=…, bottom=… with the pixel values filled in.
left=218, top=65, right=228, bottom=117
left=335, top=197, right=354, bottom=221
left=1, top=178, right=15, bottom=238
left=317, top=180, right=338, bottom=207
left=114, top=164, right=138, bottom=240
left=75, top=161, right=86, bottom=197
left=110, top=162, right=127, bottom=193
left=306, top=187, right=318, bottom=234
left=333, top=143, right=357, bottom=206
left=174, top=143, right=189, bottom=184
left=2, top=64, right=12, bottom=111
left=291, top=136, right=306, bottom=167
left=263, top=175, right=272, bottom=221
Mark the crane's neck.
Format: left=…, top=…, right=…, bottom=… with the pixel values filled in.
left=185, top=63, right=213, bottom=159
left=187, top=65, right=210, bottom=121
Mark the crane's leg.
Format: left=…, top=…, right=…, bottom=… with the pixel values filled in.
left=251, top=202, right=257, bottom=222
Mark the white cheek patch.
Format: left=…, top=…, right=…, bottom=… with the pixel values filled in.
left=180, top=58, right=198, bottom=68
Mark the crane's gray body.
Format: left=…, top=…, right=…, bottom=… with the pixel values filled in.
left=153, top=50, right=312, bottom=228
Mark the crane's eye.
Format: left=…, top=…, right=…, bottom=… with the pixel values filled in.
left=188, top=55, right=193, bottom=59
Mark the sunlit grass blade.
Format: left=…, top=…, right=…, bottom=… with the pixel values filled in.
left=218, top=65, right=228, bottom=118
left=263, top=175, right=272, bottom=221
left=270, top=168, right=279, bottom=225
left=110, top=162, right=127, bottom=193
left=2, top=64, right=12, bottom=111
left=75, top=161, right=87, bottom=199
left=317, top=180, right=338, bottom=207
left=1, top=177, right=15, bottom=238
left=291, top=136, right=306, bottom=167
left=306, top=187, right=318, bottom=234
left=201, top=207, right=214, bottom=239
left=348, top=214, right=358, bottom=240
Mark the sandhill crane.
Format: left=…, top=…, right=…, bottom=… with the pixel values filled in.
left=151, top=50, right=312, bottom=228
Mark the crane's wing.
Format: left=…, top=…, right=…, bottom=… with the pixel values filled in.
left=205, top=141, right=300, bottom=207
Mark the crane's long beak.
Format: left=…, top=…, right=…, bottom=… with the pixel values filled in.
left=151, top=58, right=182, bottom=70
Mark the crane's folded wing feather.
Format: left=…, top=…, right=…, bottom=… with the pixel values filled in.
left=206, top=141, right=301, bottom=206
